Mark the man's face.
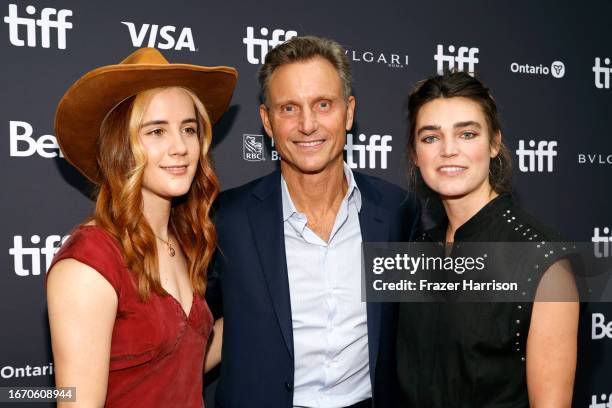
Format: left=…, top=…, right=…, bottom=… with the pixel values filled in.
left=259, top=57, right=355, bottom=176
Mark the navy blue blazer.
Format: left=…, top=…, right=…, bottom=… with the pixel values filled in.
left=207, top=170, right=420, bottom=408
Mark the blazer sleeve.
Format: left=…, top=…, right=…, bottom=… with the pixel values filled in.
left=205, top=200, right=225, bottom=320
left=395, top=193, right=422, bottom=242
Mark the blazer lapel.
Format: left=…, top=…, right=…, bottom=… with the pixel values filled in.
left=355, top=173, right=391, bottom=386
left=247, top=171, right=294, bottom=358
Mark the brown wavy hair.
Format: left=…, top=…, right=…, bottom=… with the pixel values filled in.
left=92, top=87, right=219, bottom=300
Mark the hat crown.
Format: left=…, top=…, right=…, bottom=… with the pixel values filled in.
left=120, top=47, right=169, bottom=65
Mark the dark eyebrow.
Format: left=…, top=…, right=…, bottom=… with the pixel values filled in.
left=416, top=125, right=441, bottom=136
left=453, top=121, right=481, bottom=129
left=140, top=118, right=197, bottom=128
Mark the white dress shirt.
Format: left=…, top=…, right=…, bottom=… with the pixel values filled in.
left=281, top=163, right=371, bottom=408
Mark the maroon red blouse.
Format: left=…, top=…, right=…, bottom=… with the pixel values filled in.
left=49, top=225, right=212, bottom=407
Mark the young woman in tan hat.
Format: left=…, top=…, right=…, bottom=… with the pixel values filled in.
left=46, top=48, right=237, bottom=407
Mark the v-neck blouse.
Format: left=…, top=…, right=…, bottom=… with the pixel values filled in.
left=49, top=225, right=213, bottom=407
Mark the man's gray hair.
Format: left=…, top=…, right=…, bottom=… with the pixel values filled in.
left=258, top=35, right=353, bottom=105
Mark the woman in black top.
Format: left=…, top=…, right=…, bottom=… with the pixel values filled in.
left=397, top=71, right=578, bottom=407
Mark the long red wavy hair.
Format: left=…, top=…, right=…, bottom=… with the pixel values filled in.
left=92, top=87, right=219, bottom=300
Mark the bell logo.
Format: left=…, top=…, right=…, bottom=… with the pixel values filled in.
left=516, top=140, right=557, bottom=172
left=4, top=4, right=72, bottom=49
left=592, top=313, right=612, bottom=340
left=9, top=120, right=64, bottom=158
left=121, top=22, right=195, bottom=51
left=345, top=133, right=392, bottom=169
left=9, top=235, right=69, bottom=277
left=243, top=26, right=298, bottom=64
left=434, top=44, right=479, bottom=75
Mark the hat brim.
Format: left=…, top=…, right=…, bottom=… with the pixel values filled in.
left=55, top=63, right=237, bottom=183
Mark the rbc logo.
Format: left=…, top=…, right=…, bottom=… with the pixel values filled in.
left=243, top=134, right=265, bottom=162
left=9, top=235, right=69, bottom=277
left=121, top=22, right=195, bottom=51
left=593, top=57, right=612, bottom=89
left=243, top=26, right=298, bottom=64
left=516, top=140, right=557, bottom=172
left=345, top=133, right=392, bottom=169
left=434, top=44, right=479, bottom=75
left=4, top=4, right=72, bottom=49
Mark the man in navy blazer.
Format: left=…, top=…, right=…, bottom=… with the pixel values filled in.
left=208, top=36, right=420, bottom=408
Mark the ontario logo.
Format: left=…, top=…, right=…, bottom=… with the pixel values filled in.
left=243, top=134, right=265, bottom=161
left=510, top=60, right=565, bottom=78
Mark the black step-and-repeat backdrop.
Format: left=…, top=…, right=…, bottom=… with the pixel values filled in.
left=1, top=0, right=611, bottom=406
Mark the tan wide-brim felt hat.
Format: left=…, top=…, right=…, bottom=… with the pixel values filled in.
left=55, top=47, right=238, bottom=183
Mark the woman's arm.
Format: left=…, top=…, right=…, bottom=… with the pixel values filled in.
left=204, top=318, right=223, bottom=373
left=47, top=259, right=118, bottom=408
left=527, top=259, right=579, bottom=408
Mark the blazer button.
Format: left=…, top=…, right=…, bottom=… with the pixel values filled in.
left=285, top=382, right=293, bottom=392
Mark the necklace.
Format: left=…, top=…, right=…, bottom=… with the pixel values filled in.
left=153, top=234, right=176, bottom=257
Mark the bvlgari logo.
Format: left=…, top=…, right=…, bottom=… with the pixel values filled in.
left=344, top=48, right=409, bottom=69
left=578, top=153, right=612, bottom=165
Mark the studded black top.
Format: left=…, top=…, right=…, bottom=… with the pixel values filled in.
left=396, top=193, right=566, bottom=408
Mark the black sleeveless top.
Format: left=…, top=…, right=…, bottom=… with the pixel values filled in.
left=396, top=194, right=565, bottom=408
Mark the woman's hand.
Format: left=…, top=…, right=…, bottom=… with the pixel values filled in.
left=204, top=318, right=224, bottom=373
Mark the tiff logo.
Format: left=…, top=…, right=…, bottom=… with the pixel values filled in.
left=592, top=227, right=612, bottom=258
left=4, top=4, right=72, bottom=49
left=516, top=140, right=557, bottom=172
left=9, top=120, right=64, bottom=158
left=9, top=235, right=69, bottom=277
left=345, top=133, right=392, bottom=169
left=243, top=26, right=297, bottom=64
left=243, top=134, right=265, bottom=161
left=593, top=57, right=612, bottom=89
left=122, top=22, right=195, bottom=51
left=434, top=44, right=479, bottom=75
